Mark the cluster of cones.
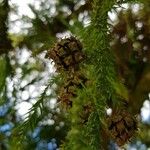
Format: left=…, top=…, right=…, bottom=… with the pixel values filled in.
left=46, top=36, right=88, bottom=107
left=107, top=110, right=138, bottom=146
left=46, top=36, right=138, bottom=146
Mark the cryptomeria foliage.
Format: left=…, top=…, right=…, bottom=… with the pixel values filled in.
left=60, top=0, right=122, bottom=149
left=1, top=0, right=150, bottom=149
left=60, top=0, right=139, bottom=149
left=10, top=0, right=139, bottom=149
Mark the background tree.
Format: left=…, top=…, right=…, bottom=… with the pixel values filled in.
left=0, top=0, right=150, bottom=149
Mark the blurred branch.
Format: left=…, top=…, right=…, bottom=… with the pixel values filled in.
left=0, top=0, right=12, bottom=54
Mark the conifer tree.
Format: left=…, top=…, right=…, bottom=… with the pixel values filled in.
left=0, top=0, right=150, bottom=149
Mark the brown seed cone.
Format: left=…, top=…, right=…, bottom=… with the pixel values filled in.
left=46, top=36, right=84, bottom=71
left=107, top=110, right=138, bottom=146
left=58, top=71, right=89, bottom=107
left=58, top=92, right=73, bottom=107
left=79, top=104, right=92, bottom=124
left=67, top=71, right=89, bottom=87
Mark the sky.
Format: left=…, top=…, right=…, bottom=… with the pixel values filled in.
left=10, top=0, right=35, bottom=16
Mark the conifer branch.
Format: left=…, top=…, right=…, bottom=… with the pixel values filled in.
left=10, top=76, right=59, bottom=149
left=62, top=0, right=118, bottom=149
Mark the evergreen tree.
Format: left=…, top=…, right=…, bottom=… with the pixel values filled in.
left=0, top=0, right=150, bottom=149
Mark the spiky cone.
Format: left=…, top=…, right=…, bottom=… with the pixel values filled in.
left=58, top=71, right=89, bottom=107
left=79, top=104, right=92, bottom=124
left=107, top=110, right=138, bottom=146
left=58, top=92, right=73, bottom=108
left=58, top=81, right=77, bottom=107
left=66, top=71, right=89, bottom=88
left=46, top=36, right=84, bottom=72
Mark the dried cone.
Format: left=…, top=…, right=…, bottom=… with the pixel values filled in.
left=80, top=104, right=92, bottom=124
left=47, top=36, right=91, bottom=123
left=46, top=37, right=84, bottom=71
left=58, top=92, right=73, bottom=107
left=58, top=71, right=89, bottom=107
left=107, top=110, right=137, bottom=146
